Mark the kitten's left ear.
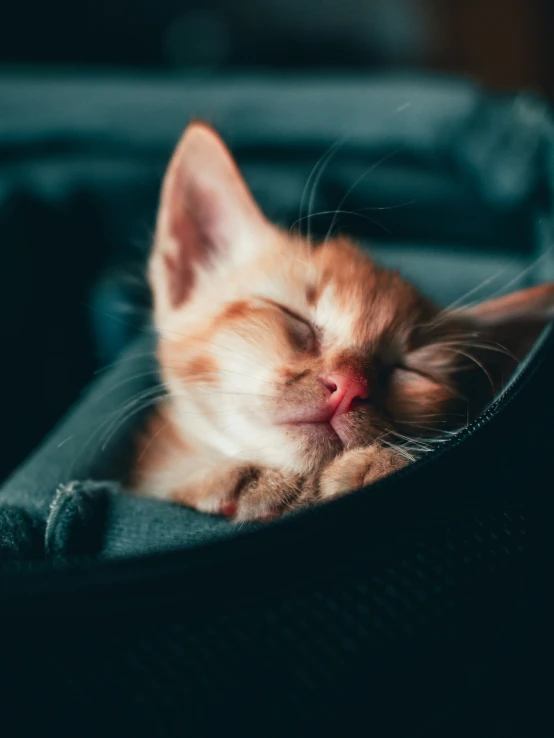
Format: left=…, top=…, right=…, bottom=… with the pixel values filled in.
left=150, top=122, right=272, bottom=321
left=397, top=283, right=554, bottom=431
left=460, top=282, right=554, bottom=360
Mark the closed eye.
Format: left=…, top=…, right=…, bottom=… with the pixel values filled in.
left=277, top=304, right=311, bottom=326
left=390, top=363, right=446, bottom=389
left=274, top=303, right=317, bottom=352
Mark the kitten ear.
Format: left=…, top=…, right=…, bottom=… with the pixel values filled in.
left=149, top=122, right=270, bottom=320
left=397, top=284, right=554, bottom=433
left=446, top=283, right=554, bottom=407
left=460, top=283, right=554, bottom=360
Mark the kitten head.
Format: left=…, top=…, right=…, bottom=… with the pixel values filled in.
left=149, top=122, right=554, bottom=474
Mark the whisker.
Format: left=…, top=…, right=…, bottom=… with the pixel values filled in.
left=93, top=383, right=167, bottom=421
left=431, top=262, right=516, bottom=321
left=137, top=419, right=167, bottom=461
left=425, top=338, right=519, bottom=363
left=157, top=331, right=268, bottom=368
left=401, top=421, right=459, bottom=435
left=300, top=135, right=351, bottom=244
left=94, top=350, right=159, bottom=375
left=65, top=386, right=168, bottom=478
left=298, top=138, right=344, bottom=234
left=324, top=147, right=404, bottom=244
left=290, top=209, right=392, bottom=236
left=432, top=241, right=554, bottom=326
left=359, top=199, right=417, bottom=212
left=98, top=386, right=169, bottom=441
left=379, top=439, right=417, bottom=462
left=94, top=369, right=164, bottom=396
left=455, top=340, right=519, bottom=363
left=482, top=240, right=554, bottom=300
left=192, top=390, right=276, bottom=399
left=385, top=429, right=434, bottom=452
left=443, top=347, right=495, bottom=394
left=398, top=412, right=466, bottom=420
left=170, top=368, right=275, bottom=387
left=100, top=395, right=168, bottom=452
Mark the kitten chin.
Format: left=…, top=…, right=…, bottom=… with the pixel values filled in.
left=129, top=121, right=554, bottom=521
left=285, top=422, right=344, bottom=468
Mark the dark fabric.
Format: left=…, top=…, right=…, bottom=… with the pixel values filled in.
left=0, top=73, right=553, bottom=737
left=44, top=480, right=114, bottom=560
left=0, top=506, right=44, bottom=562
left=0, top=480, right=123, bottom=564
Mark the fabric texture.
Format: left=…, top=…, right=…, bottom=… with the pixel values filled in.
left=44, top=480, right=114, bottom=560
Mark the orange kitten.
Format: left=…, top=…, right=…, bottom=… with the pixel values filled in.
left=130, top=122, right=554, bottom=521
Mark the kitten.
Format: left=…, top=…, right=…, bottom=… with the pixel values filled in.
left=131, top=122, right=554, bottom=522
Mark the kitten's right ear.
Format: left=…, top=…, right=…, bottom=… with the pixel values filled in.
left=149, top=122, right=270, bottom=321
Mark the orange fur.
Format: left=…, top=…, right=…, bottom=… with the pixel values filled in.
left=132, top=404, right=189, bottom=485
left=130, top=122, right=554, bottom=521
left=180, top=355, right=218, bottom=383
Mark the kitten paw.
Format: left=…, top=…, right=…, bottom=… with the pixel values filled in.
left=317, top=445, right=409, bottom=502
left=232, top=467, right=302, bottom=523
left=193, top=465, right=302, bottom=523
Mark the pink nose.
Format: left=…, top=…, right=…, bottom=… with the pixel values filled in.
left=321, top=372, right=369, bottom=417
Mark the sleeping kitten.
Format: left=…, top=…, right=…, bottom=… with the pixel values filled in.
left=131, top=122, right=554, bottom=521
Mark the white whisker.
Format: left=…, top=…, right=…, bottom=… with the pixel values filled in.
left=299, top=135, right=351, bottom=244
left=324, top=147, right=404, bottom=244
left=443, top=347, right=495, bottom=394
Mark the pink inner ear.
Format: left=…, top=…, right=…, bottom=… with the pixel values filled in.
left=463, top=283, right=554, bottom=325
left=165, top=181, right=221, bottom=307
left=163, top=252, right=189, bottom=308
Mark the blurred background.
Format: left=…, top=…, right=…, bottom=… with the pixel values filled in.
left=1, top=0, right=553, bottom=481
left=1, top=0, right=553, bottom=93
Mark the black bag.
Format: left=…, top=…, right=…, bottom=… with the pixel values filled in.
left=0, top=72, right=553, bottom=737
